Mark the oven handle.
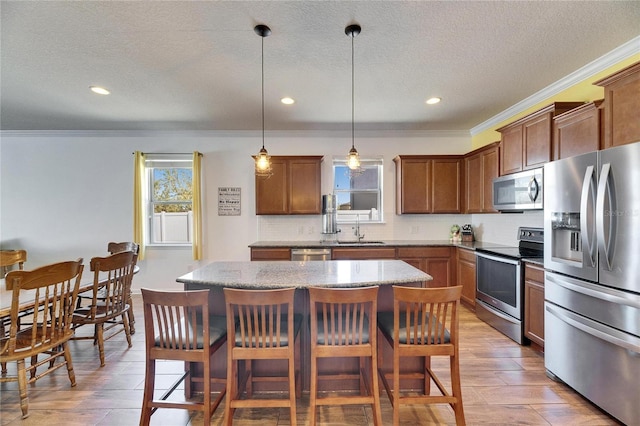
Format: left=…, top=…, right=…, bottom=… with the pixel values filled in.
left=546, top=303, right=640, bottom=355
left=476, top=252, right=520, bottom=266
left=546, top=273, right=640, bottom=309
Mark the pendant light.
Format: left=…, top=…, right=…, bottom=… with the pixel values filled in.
left=254, top=24, right=273, bottom=178
left=345, top=24, right=363, bottom=176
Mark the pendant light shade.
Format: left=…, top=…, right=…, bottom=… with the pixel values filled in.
left=345, top=24, right=363, bottom=176
left=254, top=24, right=273, bottom=178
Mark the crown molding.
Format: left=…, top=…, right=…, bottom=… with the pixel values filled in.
left=470, top=35, right=640, bottom=136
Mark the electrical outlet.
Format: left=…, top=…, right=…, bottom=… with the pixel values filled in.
left=308, top=226, right=314, bottom=234
left=411, top=226, right=419, bottom=234
left=297, top=226, right=304, bottom=235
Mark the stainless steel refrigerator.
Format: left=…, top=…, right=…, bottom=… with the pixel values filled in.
left=544, top=141, right=640, bottom=425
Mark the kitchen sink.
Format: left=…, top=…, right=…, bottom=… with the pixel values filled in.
left=337, top=241, right=385, bottom=245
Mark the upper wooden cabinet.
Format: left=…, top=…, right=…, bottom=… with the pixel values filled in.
left=463, top=142, right=499, bottom=213
left=594, top=61, right=640, bottom=149
left=394, top=156, right=462, bottom=214
left=255, top=156, right=322, bottom=215
left=553, top=100, right=603, bottom=160
left=497, top=102, right=584, bottom=175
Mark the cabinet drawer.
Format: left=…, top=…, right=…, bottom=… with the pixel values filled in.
left=250, top=248, right=291, bottom=261
left=457, top=248, right=476, bottom=263
left=524, top=263, right=544, bottom=282
left=331, top=248, right=396, bottom=260
left=396, top=247, right=451, bottom=258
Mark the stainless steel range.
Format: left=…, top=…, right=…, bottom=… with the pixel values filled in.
left=475, top=227, right=544, bottom=344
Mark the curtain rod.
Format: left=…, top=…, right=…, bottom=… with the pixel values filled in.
left=132, top=152, right=202, bottom=156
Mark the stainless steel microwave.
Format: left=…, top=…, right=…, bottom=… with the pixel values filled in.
left=492, top=168, right=543, bottom=211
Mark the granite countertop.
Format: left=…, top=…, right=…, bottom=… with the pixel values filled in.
left=249, top=240, right=513, bottom=251
left=177, top=260, right=432, bottom=289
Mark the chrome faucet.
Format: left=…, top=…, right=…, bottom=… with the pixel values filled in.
left=353, top=215, right=365, bottom=241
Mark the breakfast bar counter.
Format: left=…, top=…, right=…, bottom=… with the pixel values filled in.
left=176, top=260, right=431, bottom=395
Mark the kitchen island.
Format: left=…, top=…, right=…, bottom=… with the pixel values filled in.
left=176, top=259, right=431, bottom=395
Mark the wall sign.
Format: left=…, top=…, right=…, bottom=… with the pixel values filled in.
left=218, top=187, right=241, bottom=216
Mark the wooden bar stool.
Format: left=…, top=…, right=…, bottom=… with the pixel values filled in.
left=308, top=286, right=382, bottom=426
left=377, top=285, right=466, bottom=425
left=223, top=287, right=301, bottom=425
left=139, top=288, right=227, bottom=426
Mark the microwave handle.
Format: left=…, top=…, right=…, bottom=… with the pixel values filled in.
left=527, top=176, right=539, bottom=202
left=580, top=165, right=597, bottom=267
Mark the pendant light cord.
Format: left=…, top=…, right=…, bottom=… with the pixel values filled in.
left=261, top=35, right=265, bottom=150
left=351, top=32, right=355, bottom=150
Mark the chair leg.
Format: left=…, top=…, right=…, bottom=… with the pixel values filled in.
left=450, top=354, right=466, bottom=426
left=62, top=341, right=77, bottom=387
left=122, top=313, right=132, bottom=348
left=424, top=355, right=431, bottom=395
left=393, top=347, right=400, bottom=426
left=224, top=357, right=237, bottom=426
left=309, top=353, right=318, bottom=426
left=288, top=347, right=297, bottom=426
left=140, top=358, right=156, bottom=426
left=203, top=354, right=211, bottom=426
left=370, top=350, right=383, bottom=426
left=17, top=359, right=29, bottom=419
left=127, top=292, right=136, bottom=335
left=97, top=323, right=106, bottom=367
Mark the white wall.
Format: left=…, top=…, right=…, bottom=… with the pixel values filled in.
left=1, top=129, right=487, bottom=292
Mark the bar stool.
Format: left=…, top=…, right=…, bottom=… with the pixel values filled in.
left=139, top=288, right=227, bottom=426
left=377, top=285, right=465, bottom=425
left=308, top=286, right=382, bottom=426
left=223, top=287, right=301, bottom=425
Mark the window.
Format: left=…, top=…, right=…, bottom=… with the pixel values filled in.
left=333, top=158, right=383, bottom=223
left=146, top=154, right=194, bottom=245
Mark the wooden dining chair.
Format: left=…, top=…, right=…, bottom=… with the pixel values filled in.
left=308, top=286, right=383, bottom=426
left=0, top=259, right=84, bottom=419
left=223, top=287, right=301, bottom=425
left=140, top=288, right=227, bottom=426
left=377, top=285, right=465, bottom=426
left=0, top=249, right=28, bottom=374
left=71, top=250, right=137, bottom=366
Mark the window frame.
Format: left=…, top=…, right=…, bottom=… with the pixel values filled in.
left=332, top=157, right=384, bottom=224
left=145, top=154, right=194, bottom=247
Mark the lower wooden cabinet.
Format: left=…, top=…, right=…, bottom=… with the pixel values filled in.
left=457, top=248, right=476, bottom=308
left=524, top=262, right=545, bottom=349
left=250, top=247, right=291, bottom=261
left=396, top=247, right=454, bottom=288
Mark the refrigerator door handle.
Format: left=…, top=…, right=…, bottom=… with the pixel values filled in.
left=596, top=163, right=616, bottom=271
left=580, top=165, right=597, bottom=267
left=546, top=304, right=640, bottom=355
left=547, top=272, right=640, bottom=309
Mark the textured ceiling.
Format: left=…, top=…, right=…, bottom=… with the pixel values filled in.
left=1, top=1, right=639, bottom=132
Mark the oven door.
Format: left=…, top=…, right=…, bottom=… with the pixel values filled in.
left=476, top=252, right=522, bottom=319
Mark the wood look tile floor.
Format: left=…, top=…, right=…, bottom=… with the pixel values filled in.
left=0, top=294, right=621, bottom=425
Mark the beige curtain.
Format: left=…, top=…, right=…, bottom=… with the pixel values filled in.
left=133, top=151, right=146, bottom=260
left=192, top=152, right=203, bottom=260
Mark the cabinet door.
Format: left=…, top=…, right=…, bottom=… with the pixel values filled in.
left=255, top=159, right=288, bottom=214
left=500, top=125, right=523, bottom=175
left=424, top=258, right=452, bottom=288
left=289, top=159, right=321, bottom=214
left=457, top=249, right=476, bottom=308
left=398, top=159, right=431, bottom=213
left=523, top=113, right=552, bottom=169
left=432, top=158, right=461, bottom=213
left=481, top=147, right=499, bottom=212
left=524, top=263, right=545, bottom=348
left=465, top=153, right=482, bottom=213
left=251, top=248, right=291, bottom=261
left=553, top=101, right=602, bottom=160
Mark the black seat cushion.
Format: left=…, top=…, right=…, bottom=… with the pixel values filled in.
left=154, top=314, right=227, bottom=350
left=312, top=312, right=371, bottom=345
left=234, top=313, right=303, bottom=347
left=377, top=311, right=450, bottom=344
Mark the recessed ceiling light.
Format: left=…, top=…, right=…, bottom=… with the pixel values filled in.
left=90, top=86, right=110, bottom=95
left=426, top=97, right=441, bottom=105
left=281, top=97, right=295, bottom=105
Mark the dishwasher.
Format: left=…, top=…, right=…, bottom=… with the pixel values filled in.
left=291, top=248, right=331, bottom=261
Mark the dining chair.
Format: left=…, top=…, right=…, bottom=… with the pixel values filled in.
left=377, top=285, right=465, bottom=426
left=0, top=258, right=84, bottom=419
left=140, top=288, right=227, bottom=426
left=308, top=286, right=382, bottom=426
left=71, top=250, right=137, bottom=366
left=223, top=287, right=301, bottom=425
left=0, top=249, right=28, bottom=374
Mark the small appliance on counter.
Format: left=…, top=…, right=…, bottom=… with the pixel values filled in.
left=321, top=194, right=338, bottom=235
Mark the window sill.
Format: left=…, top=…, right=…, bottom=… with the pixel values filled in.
left=146, top=244, right=192, bottom=250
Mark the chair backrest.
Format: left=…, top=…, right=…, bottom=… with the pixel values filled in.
left=0, top=249, right=27, bottom=276
left=107, top=241, right=140, bottom=255
left=224, top=288, right=296, bottom=349
left=141, top=288, right=211, bottom=361
left=85, top=251, right=137, bottom=320
left=309, top=286, right=378, bottom=346
left=393, top=285, right=462, bottom=346
left=2, top=259, right=84, bottom=357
